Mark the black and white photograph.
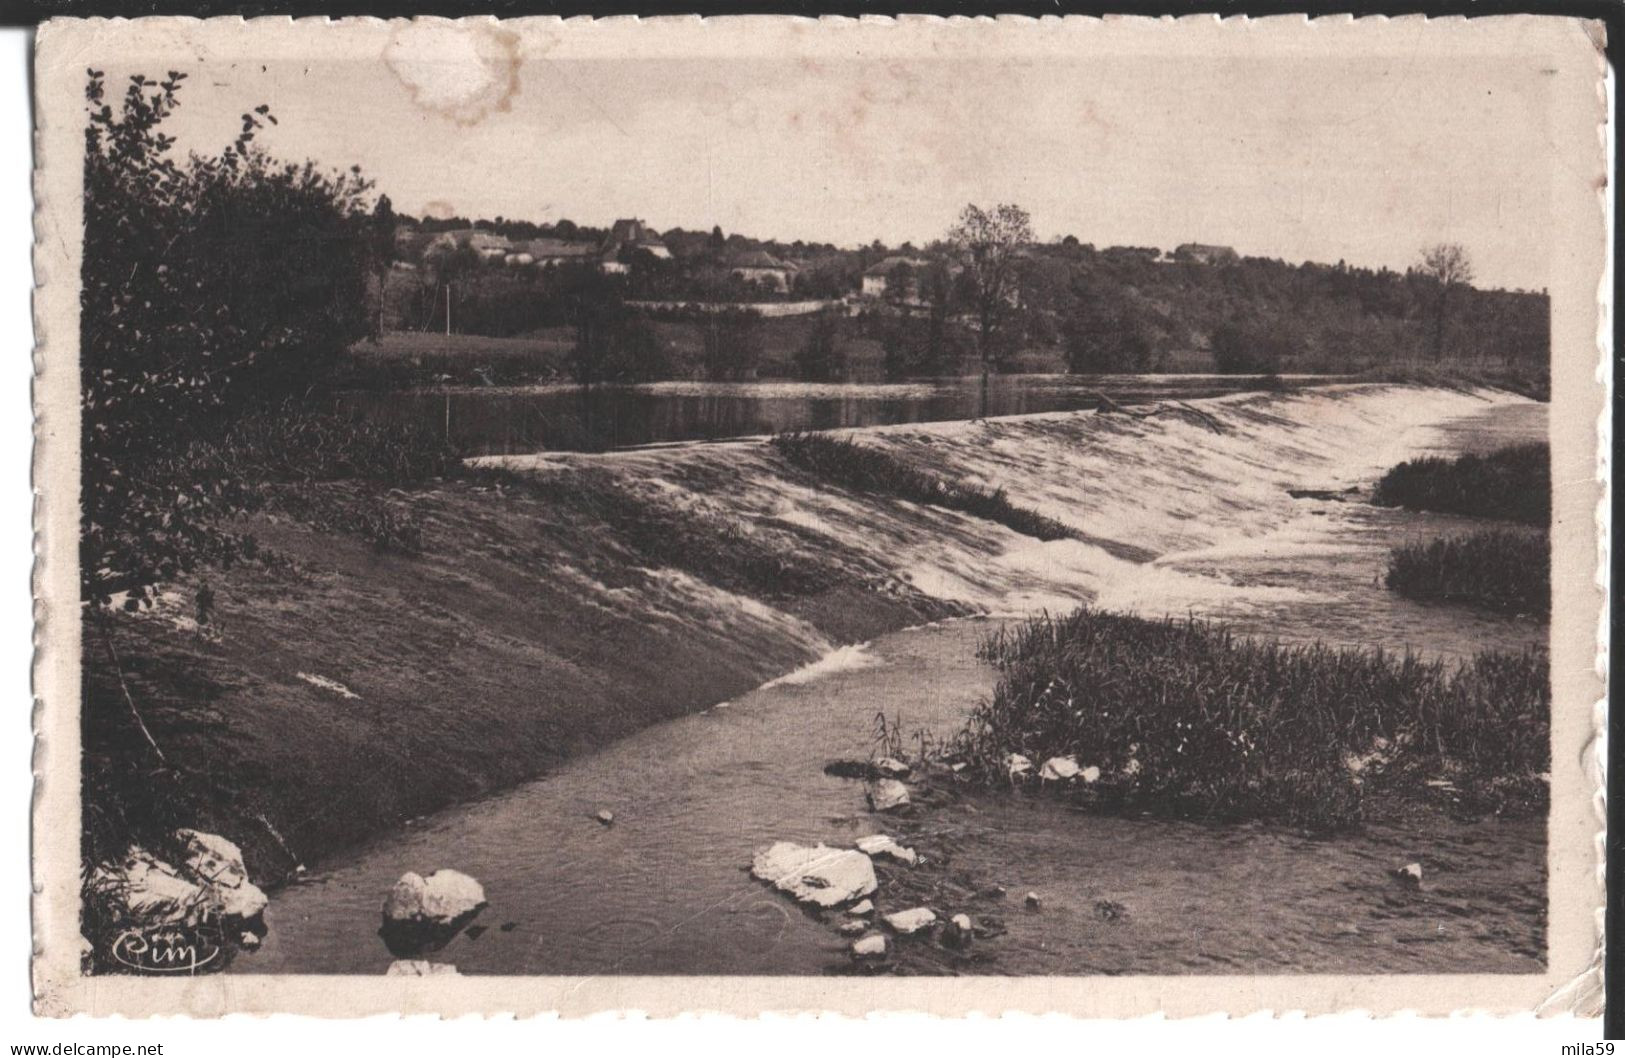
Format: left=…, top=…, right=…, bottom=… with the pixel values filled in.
left=26, top=14, right=1607, bottom=1020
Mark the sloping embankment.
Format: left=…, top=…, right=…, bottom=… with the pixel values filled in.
left=83, top=384, right=1529, bottom=886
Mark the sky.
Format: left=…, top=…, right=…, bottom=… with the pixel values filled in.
left=134, top=46, right=1558, bottom=291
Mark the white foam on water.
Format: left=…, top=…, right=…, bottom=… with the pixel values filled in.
left=760, top=642, right=883, bottom=689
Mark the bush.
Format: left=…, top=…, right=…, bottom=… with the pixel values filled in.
left=1385, top=528, right=1549, bottom=615
left=1372, top=444, right=1549, bottom=525
left=955, top=608, right=1550, bottom=831
left=771, top=431, right=1076, bottom=542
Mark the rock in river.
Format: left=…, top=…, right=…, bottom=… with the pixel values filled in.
left=855, top=834, right=918, bottom=866
left=380, top=869, right=488, bottom=957
left=851, top=933, right=888, bottom=959
left=1039, top=756, right=1081, bottom=781
left=87, top=829, right=268, bottom=931
left=386, top=959, right=459, bottom=976
left=384, top=869, right=488, bottom=925
left=883, top=907, right=937, bottom=935
left=874, top=757, right=911, bottom=778
left=177, top=829, right=267, bottom=922
left=866, top=779, right=911, bottom=812
left=751, top=842, right=878, bottom=909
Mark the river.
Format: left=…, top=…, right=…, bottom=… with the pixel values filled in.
left=244, top=391, right=1547, bottom=976
left=337, top=373, right=1346, bottom=455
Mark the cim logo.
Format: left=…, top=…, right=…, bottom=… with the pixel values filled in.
left=109, top=924, right=223, bottom=975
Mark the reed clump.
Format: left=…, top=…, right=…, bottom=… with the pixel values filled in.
left=955, top=608, right=1549, bottom=831
left=1372, top=443, right=1549, bottom=526
left=771, top=431, right=1076, bottom=542
left=1385, top=528, right=1549, bottom=615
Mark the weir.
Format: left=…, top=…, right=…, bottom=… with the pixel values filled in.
left=244, top=386, right=1548, bottom=976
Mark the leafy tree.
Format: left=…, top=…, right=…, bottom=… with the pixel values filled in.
left=793, top=310, right=846, bottom=381
left=366, top=193, right=396, bottom=337
left=883, top=261, right=916, bottom=303
left=946, top=203, right=1033, bottom=414
left=1063, top=288, right=1157, bottom=374
left=1210, top=312, right=1307, bottom=374
left=702, top=310, right=764, bottom=380
left=1417, top=243, right=1474, bottom=360
left=81, top=69, right=377, bottom=608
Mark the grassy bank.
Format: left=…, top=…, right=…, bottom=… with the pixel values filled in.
left=772, top=431, right=1077, bottom=542
left=955, top=608, right=1549, bottom=831
left=1385, top=528, right=1549, bottom=615
left=1373, top=443, right=1549, bottom=525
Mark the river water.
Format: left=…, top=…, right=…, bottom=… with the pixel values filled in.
left=338, top=374, right=1342, bottom=455
left=245, top=391, right=1547, bottom=976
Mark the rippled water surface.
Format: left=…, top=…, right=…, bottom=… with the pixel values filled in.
left=339, top=374, right=1342, bottom=455
left=247, top=392, right=1547, bottom=975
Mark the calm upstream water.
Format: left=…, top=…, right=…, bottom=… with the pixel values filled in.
left=244, top=395, right=1548, bottom=977
left=337, top=374, right=1337, bottom=455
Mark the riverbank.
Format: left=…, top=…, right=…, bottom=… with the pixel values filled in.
left=83, top=384, right=1543, bottom=905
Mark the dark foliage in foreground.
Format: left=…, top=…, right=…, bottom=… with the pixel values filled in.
left=1386, top=529, right=1549, bottom=616
left=771, top=431, right=1076, bottom=542
left=1373, top=443, right=1549, bottom=525
left=956, top=608, right=1549, bottom=831
left=81, top=69, right=386, bottom=607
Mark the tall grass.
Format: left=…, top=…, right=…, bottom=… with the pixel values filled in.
left=1386, top=528, right=1549, bottom=615
left=1372, top=443, right=1549, bottom=526
left=956, top=608, right=1549, bottom=830
left=771, top=431, right=1077, bottom=542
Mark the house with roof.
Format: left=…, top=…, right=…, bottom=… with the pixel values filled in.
left=419, top=228, right=514, bottom=263
left=599, top=218, right=672, bottom=273
left=860, top=256, right=931, bottom=301
left=508, top=238, right=603, bottom=268
left=728, top=250, right=799, bottom=294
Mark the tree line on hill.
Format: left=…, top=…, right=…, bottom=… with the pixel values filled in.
left=389, top=211, right=1546, bottom=390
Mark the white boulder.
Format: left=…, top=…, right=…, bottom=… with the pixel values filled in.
left=175, top=829, right=268, bottom=921
left=1396, top=862, right=1423, bottom=886
left=596, top=809, right=615, bottom=826
left=177, top=829, right=248, bottom=889
left=1081, top=765, right=1102, bottom=784
left=851, top=933, right=888, bottom=959
left=1039, top=756, right=1081, bottom=781
left=1004, top=753, right=1033, bottom=780
left=883, top=907, right=937, bottom=935
left=874, top=757, right=911, bottom=778
left=866, top=779, right=911, bottom=812
left=838, top=919, right=869, bottom=937
left=1025, top=891, right=1042, bottom=909
left=855, top=834, right=918, bottom=866
left=386, top=959, right=459, bottom=976
left=751, top=842, right=878, bottom=909
left=88, top=850, right=209, bottom=926
left=849, top=899, right=874, bottom=916
left=383, top=869, right=488, bottom=926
